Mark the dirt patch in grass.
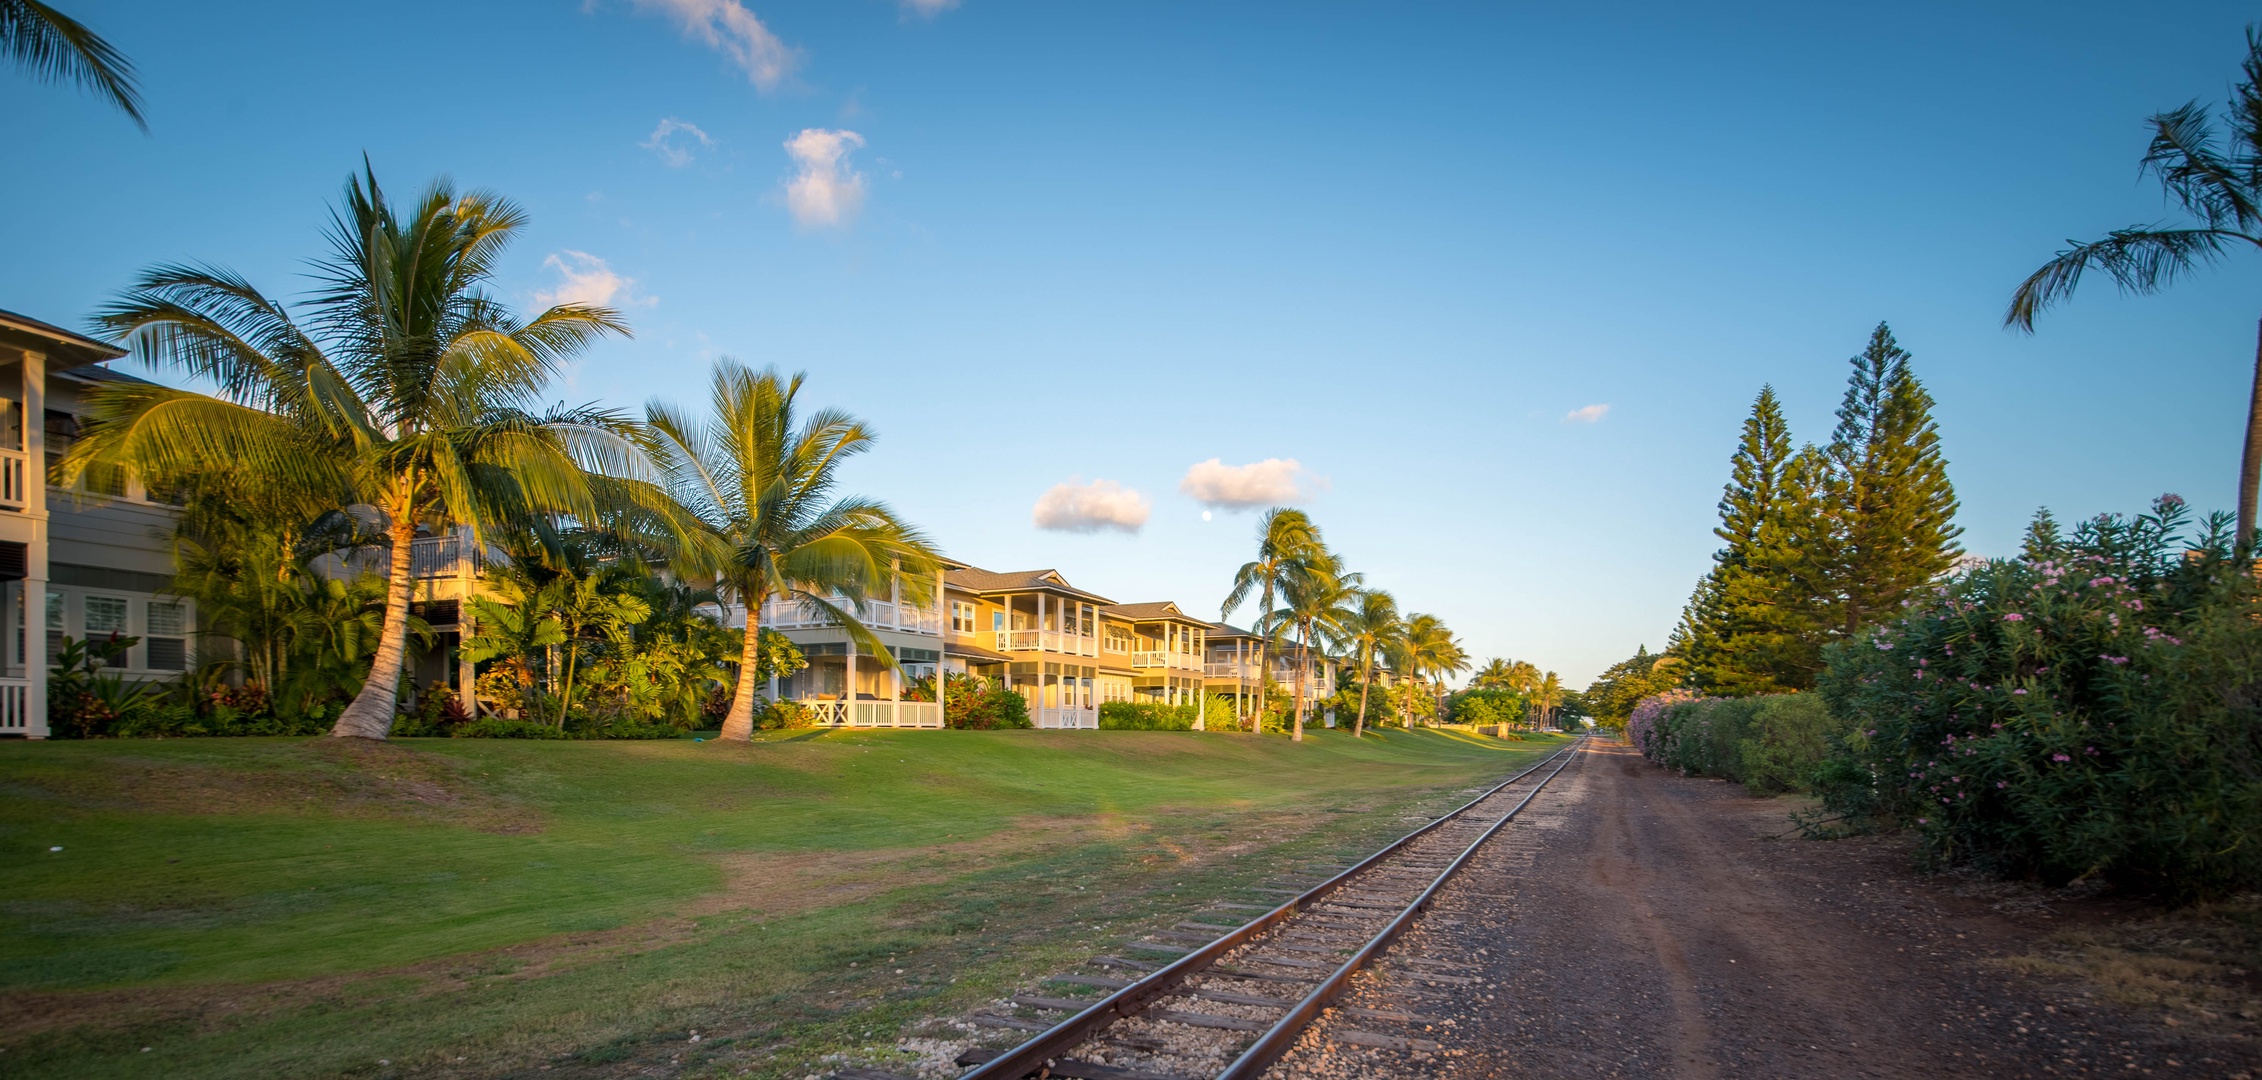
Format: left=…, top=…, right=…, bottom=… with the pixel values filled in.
left=1993, top=896, right=2262, bottom=1041
left=694, top=808, right=1319, bottom=919
left=12, top=739, right=542, bottom=834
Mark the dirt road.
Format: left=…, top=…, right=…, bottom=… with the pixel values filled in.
left=1278, top=739, right=2257, bottom=1079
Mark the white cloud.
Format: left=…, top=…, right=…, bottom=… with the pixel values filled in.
left=535, top=251, right=653, bottom=309
left=782, top=128, right=867, bottom=229
left=900, top=0, right=960, bottom=16
left=1033, top=478, right=1151, bottom=534
left=1563, top=403, right=1610, bottom=424
left=1179, top=458, right=1319, bottom=509
left=641, top=117, right=713, bottom=167
left=625, top=0, right=800, bottom=91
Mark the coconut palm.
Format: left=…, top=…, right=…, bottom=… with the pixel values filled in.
left=1534, top=671, right=1564, bottom=728
left=2008, top=27, right=2262, bottom=549
left=1337, top=589, right=1402, bottom=738
left=72, top=165, right=654, bottom=739
left=1272, top=549, right=1358, bottom=742
left=644, top=361, right=941, bottom=741
left=1471, top=657, right=1514, bottom=691
left=1221, top=507, right=1321, bottom=733
left=3, top=0, right=144, bottom=128
left=1399, top=614, right=1467, bottom=727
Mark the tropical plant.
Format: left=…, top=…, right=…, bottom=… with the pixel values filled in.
left=644, top=361, right=940, bottom=740
left=2007, top=27, right=2262, bottom=550
left=72, top=165, right=661, bottom=740
left=3, top=0, right=143, bottom=128
left=1272, top=547, right=1357, bottom=742
left=1222, top=507, right=1322, bottom=733
left=1393, top=613, right=1466, bottom=727
left=1338, top=589, right=1402, bottom=737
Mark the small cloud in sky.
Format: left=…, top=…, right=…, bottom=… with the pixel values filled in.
left=1179, top=458, right=1320, bottom=510
left=624, top=0, right=800, bottom=91
left=1033, top=478, right=1150, bottom=534
left=783, top=128, right=867, bottom=229
left=1562, top=403, right=1610, bottom=424
left=641, top=117, right=713, bottom=167
left=536, top=251, right=652, bottom=309
left=900, top=0, right=960, bottom=17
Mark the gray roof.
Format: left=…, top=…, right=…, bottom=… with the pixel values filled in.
left=1104, top=601, right=1210, bottom=626
left=0, top=307, right=126, bottom=368
left=945, top=566, right=1114, bottom=605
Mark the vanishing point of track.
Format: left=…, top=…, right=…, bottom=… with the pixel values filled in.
left=927, top=736, right=1587, bottom=1080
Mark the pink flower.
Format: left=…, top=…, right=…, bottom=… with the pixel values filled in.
left=2051, top=753, right=2071, bottom=762
left=2100, top=655, right=2129, bottom=665
left=2003, top=613, right=2025, bottom=622
left=2012, top=689, right=2027, bottom=696
left=1996, top=781, right=2007, bottom=789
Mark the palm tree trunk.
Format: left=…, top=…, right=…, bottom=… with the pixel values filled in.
left=2240, top=317, right=2262, bottom=552
left=332, top=514, right=417, bottom=739
left=719, top=586, right=767, bottom=741
left=1289, top=625, right=1307, bottom=743
left=1354, top=651, right=1370, bottom=738
left=1252, top=641, right=1267, bottom=734
left=559, top=637, right=580, bottom=730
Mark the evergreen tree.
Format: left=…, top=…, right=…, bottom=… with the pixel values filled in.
left=2020, top=508, right=2063, bottom=562
left=1819, top=323, right=1963, bottom=634
left=1678, top=387, right=1826, bottom=692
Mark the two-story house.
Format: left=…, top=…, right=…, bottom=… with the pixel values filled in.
left=1097, top=602, right=1208, bottom=711
left=938, top=565, right=1107, bottom=729
left=0, top=310, right=200, bottom=738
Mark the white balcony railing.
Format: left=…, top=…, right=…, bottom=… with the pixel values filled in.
left=1029, top=705, right=1097, bottom=730
left=0, top=450, right=25, bottom=511
left=1205, top=661, right=1260, bottom=679
left=1132, top=650, right=1201, bottom=671
left=794, top=700, right=944, bottom=729
left=994, top=629, right=1099, bottom=657
left=0, top=676, right=26, bottom=732
left=761, top=595, right=942, bottom=636
left=409, top=534, right=491, bottom=578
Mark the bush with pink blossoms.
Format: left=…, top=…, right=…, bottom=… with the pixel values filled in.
left=1815, top=495, right=2262, bottom=901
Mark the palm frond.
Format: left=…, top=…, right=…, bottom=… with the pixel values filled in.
left=2006, top=226, right=2244, bottom=330
left=2, top=0, right=144, bottom=128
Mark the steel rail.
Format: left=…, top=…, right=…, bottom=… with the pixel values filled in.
left=1214, top=736, right=1586, bottom=1079
left=955, top=736, right=1587, bottom=1080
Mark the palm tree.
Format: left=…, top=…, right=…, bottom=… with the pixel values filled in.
left=72, top=165, right=653, bottom=739
left=1400, top=614, right=1466, bottom=726
left=1535, top=671, right=1564, bottom=728
left=1471, top=657, right=1513, bottom=690
left=1273, top=550, right=1357, bottom=742
left=2008, top=27, right=2262, bottom=549
left=1221, top=507, right=1320, bottom=733
left=644, top=361, right=941, bottom=741
left=1338, top=589, right=1401, bottom=738
left=3, top=0, right=145, bottom=128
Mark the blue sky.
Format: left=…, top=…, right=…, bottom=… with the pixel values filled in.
left=4, top=1, right=2254, bottom=684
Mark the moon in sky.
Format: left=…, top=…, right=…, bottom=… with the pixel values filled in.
left=1201, top=511, right=1213, bottom=521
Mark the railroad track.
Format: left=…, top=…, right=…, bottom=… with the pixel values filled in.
left=839, top=736, right=1586, bottom=1080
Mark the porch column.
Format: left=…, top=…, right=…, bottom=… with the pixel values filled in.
left=22, top=348, right=47, bottom=738
left=887, top=638, right=900, bottom=727
left=845, top=642, right=857, bottom=725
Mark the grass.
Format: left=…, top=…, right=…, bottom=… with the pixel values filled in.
left=0, top=726, right=1566, bottom=1079
left=1995, top=896, right=2262, bottom=1039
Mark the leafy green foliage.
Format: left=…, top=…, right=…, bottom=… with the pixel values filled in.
left=1582, top=646, right=1683, bottom=731
left=1446, top=688, right=1528, bottom=728
left=1626, top=692, right=1842, bottom=795
left=1675, top=326, right=1961, bottom=693
left=1814, top=495, right=2262, bottom=900
left=1099, top=701, right=1199, bottom=730
left=909, top=672, right=1033, bottom=730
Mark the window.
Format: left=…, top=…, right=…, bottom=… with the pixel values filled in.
left=84, top=596, right=128, bottom=636
left=951, top=601, right=977, bottom=634
left=992, top=610, right=1006, bottom=632
left=146, top=601, right=187, bottom=671
left=1105, top=627, right=1132, bottom=653
left=46, top=590, right=63, bottom=663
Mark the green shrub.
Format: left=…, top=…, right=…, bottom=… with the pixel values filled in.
left=1814, top=496, right=2262, bottom=901
left=1628, top=690, right=1843, bottom=795
left=1099, top=702, right=1197, bottom=730
left=1447, top=688, right=1527, bottom=728
left=455, top=717, right=569, bottom=740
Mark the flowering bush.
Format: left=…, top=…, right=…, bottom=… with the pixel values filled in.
left=1815, top=496, right=2262, bottom=900
left=1626, top=688, right=1699, bottom=762
left=1629, top=689, right=1839, bottom=794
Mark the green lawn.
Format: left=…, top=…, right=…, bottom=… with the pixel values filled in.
left=0, top=727, right=1565, bottom=1079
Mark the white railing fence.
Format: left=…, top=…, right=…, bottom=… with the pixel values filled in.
left=1029, top=705, right=1098, bottom=730
left=0, top=676, right=26, bottom=732
left=761, top=595, right=943, bottom=636
left=792, top=699, right=944, bottom=729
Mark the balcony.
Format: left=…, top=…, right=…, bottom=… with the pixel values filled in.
left=993, top=629, right=1098, bottom=657
left=795, top=700, right=944, bottom=729
left=1205, top=661, right=1261, bottom=679
left=762, top=596, right=942, bottom=636
left=1132, top=650, right=1201, bottom=671
left=410, top=534, right=492, bottom=578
